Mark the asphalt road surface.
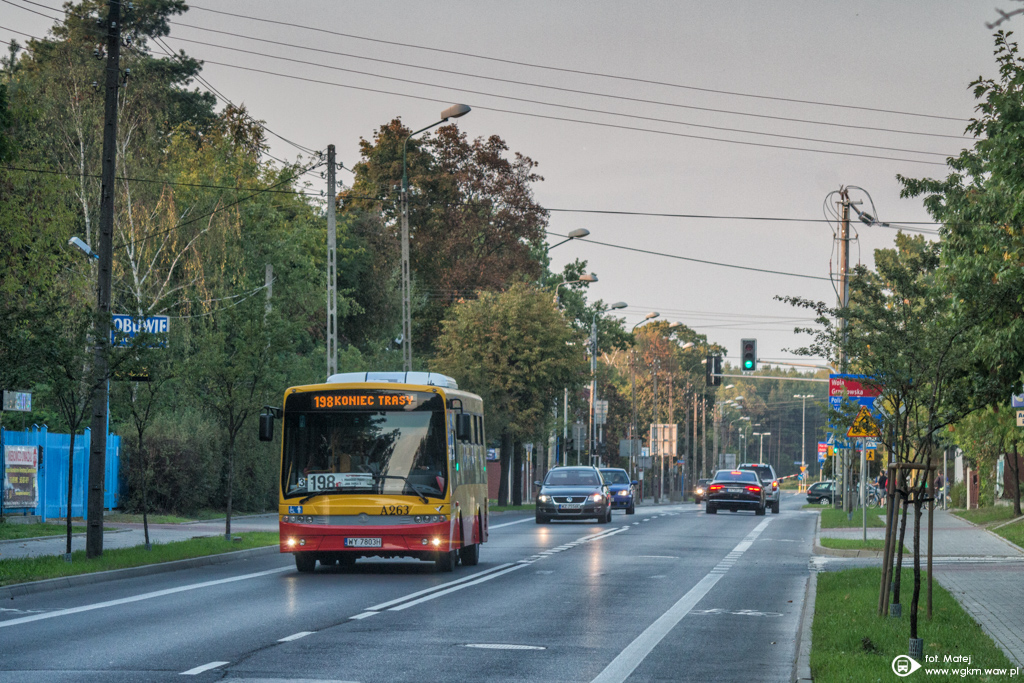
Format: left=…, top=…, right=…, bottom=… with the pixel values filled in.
left=0, top=495, right=816, bottom=682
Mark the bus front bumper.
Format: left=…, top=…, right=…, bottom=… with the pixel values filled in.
left=279, top=520, right=451, bottom=555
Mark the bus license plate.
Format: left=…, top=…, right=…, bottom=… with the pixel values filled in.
left=344, top=538, right=382, bottom=548
left=559, top=503, right=582, bottom=510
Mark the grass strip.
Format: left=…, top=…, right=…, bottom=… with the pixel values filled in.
left=812, top=567, right=1015, bottom=682
left=819, top=508, right=885, bottom=528
left=819, top=537, right=908, bottom=553
left=0, top=523, right=88, bottom=541
left=992, top=519, right=1024, bottom=550
left=0, top=531, right=279, bottom=587
left=951, top=506, right=1018, bottom=526
left=103, top=512, right=196, bottom=525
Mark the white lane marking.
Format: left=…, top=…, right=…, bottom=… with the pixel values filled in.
left=389, top=563, right=528, bottom=611
left=591, top=518, right=773, bottom=683
left=0, top=566, right=291, bottom=629
left=365, top=563, right=514, bottom=611
left=489, top=517, right=534, bottom=529
left=638, top=555, right=679, bottom=559
left=349, top=611, right=378, bottom=620
left=465, top=643, right=546, bottom=650
left=278, top=631, right=314, bottom=641
left=181, top=661, right=229, bottom=676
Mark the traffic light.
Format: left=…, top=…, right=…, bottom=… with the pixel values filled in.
left=706, top=355, right=722, bottom=386
left=741, top=338, right=757, bottom=371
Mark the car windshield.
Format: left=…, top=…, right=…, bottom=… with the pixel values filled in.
left=600, top=469, right=630, bottom=485
left=740, top=465, right=774, bottom=481
left=698, top=479, right=711, bottom=486
left=545, top=469, right=601, bottom=487
left=713, top=471, right=759, bottom=484
left=281, top=390, right=448, bottom=499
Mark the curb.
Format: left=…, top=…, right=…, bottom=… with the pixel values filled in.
left=0, top=544, right=280, bottom=600
left=793, top=569, right=817, bottom=682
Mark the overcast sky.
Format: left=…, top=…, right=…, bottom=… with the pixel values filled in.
left=2, top=1, right=1008, bottom=368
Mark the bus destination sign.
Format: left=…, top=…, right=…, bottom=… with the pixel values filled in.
left=311, top=393, right=416, bottom=410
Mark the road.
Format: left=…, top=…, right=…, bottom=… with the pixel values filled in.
left=0, top=496, right=816, bottom=682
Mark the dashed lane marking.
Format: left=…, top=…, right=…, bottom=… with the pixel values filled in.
left=278, top=631, right=315, bottom=641
left=180, top=661, right=229, bottom=676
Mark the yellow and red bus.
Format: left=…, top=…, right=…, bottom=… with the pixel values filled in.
left=259, top=372, right=488, bottom=573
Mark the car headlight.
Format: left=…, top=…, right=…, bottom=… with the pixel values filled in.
left=618, top=490, right=629, bottom=496
left=590, top=493, right=603, bottom=502
left=538, top=495, right=550, bottom=503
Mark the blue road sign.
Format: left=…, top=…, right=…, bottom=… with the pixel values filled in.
left=111, top=314, right=169, bottom=347
left=1013, top=393, right=1024, bottom=408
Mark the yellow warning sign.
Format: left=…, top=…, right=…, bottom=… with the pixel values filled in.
left=847, top=407, right=880, bottom=438
left=865, top=449, right=876, bottom=461
left=827, top=446, right=834, bottom=458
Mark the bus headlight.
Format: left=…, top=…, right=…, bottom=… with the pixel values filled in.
left=286, top=537, right=297, bottom=547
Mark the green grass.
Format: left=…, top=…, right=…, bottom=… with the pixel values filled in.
left=0, top=523, right=88, bottom=540
left=819, top=508, right=885, bottom=528
left=951, top=506, right=1018, bottom=526
left=993, top=517, right=1024, bottom=549
left=811, top=567, right=1016, bottom=682
left=103, top=512, right=197, bottom=525
left=0, top=531, right=279, bottom=587
left=819, top=537, right=908, bottom=553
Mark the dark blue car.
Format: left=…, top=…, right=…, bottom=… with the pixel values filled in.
left=599, top=468, right=637, bottom=515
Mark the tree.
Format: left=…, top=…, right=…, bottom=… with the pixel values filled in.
left=782, top=233, right=996, bottom=646
left=342, top=119, right=549, bottom=358
left=432, top=283, right=586, bottom=504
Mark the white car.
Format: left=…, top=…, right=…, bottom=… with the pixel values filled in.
left=738, top=463, right=780, bottom=514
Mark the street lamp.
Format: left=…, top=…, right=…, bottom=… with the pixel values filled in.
left=547, top=228, right=590, bottom=251
left=752, top=431, right=772, bottom=464
left=591, top=302, right=627, bottom=468
left=400, top=103, right=471, bottom=372
left=554, top=272, right=597, bottom=305
left=629, top=312, right=659, bottom=485
left=795, top=394, right=815, bottom=490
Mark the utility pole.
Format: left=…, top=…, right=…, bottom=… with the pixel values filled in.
left=652, top=360, right=659, bottom=501
left=837, top=187, right=852, bottom=512
left=326, top=145, right=337, bottom=378
left=86, top=0, right=122, bottom=559
left=589, top=319, right=597, bottom=467
left=562, top=387, right=568, bottom=468
left=712, top=402, right=719, bottom=473
left=701, top=398, right=707, bottom=478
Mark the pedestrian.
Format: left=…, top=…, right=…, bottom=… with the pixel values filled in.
left=877, top=471, right=888, bottom=506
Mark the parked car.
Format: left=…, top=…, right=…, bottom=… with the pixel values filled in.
left=706, top=469, right=766, bottom=515
left=535, top=466, right=612, bottom=524
left=806, top=480, right=836, bottom=505
left=599, top=468, right=637, bottom=514
left=739, top=462, right=781, bottom=514
left=693, top=478, right=712, bottom=504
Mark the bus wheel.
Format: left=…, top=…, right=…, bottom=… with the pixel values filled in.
left=459, top=543, right=480, bottom=566
left=295, top=553, right=316, bottom=573
left=435, top=549, right=457, bottom=572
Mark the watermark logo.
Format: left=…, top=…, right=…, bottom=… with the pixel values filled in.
left=892, top=655, right=922, bottom=677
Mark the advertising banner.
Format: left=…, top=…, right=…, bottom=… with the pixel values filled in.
left=3, top=444, right=39, bottom=509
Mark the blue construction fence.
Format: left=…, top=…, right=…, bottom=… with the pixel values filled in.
left=1, top=425, right=121, bottom=521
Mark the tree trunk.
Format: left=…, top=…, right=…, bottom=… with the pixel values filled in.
left=65, top=433, right=75, bottom=556
left=224, top=438, right=234, bottom=541
left=910, top=495, right=923, bottom=638
left=498, top=431, right=512, bottom=506
left=893, top=488, right=910, bottom=607
left=141, top=443, right=150, bottom=549
left=1011, top=443, right=1022, bottom=518
left=512, top=441, right=524, bottom=506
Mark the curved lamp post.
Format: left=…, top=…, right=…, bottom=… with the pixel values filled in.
left=400, top=104, right=471, bottom=372
left=590, top=301, right=627, bottom=466
left=554, top=272, right=597, bottom=305
left=548, top=228, right=590, bottom=251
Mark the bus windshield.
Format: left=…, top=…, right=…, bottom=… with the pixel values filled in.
left=281, top=391, right=448, bottom=500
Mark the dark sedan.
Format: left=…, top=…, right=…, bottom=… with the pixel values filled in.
left=806, top=480, right=836, bottom=505
left=599, top=467, right=637, bottom=514
left=535, top=466, right=612, bottom=524
left=693, top=478, right=712, bottom=504
left=706, top=469, right=766, bottom=515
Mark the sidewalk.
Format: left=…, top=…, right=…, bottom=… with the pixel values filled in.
left=0, top=514, right=279, bottom=560
left=821, top=507, right=1024, bottom=667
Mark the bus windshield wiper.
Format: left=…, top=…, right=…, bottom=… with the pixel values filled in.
left=373, top=474, right=430, bottom=504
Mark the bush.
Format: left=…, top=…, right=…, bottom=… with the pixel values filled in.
left=950, top=481, right=966, bottom=508
left=119, top=409, right=220, bottom=515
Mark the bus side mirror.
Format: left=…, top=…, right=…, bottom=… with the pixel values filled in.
left=259, top=413, right=274, bottom=442
left=456, top=413, right=472, bottom=441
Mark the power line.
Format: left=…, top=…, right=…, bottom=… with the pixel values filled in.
left=163, top=21, right=968, bottom=142
left=185, top=3, right=969, bottom=123
left=546, top=230, right=833, bottom=281
left=188, top=57, right=950, bottom=167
